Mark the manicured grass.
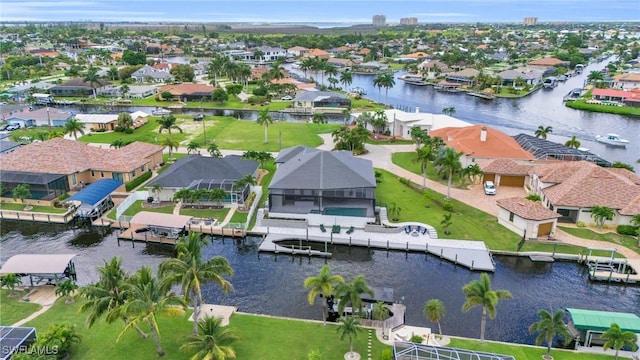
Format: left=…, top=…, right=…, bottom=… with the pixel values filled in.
left=448, top=337, right=615, bottom=360
left=375, top=169, right=521, bottom=250
left=25, top=298, right=389, bottom=360
left=350, top=97, right=385, bottom=111
left=179, top=207, right=230, bottom=220
left=566, top=99, right=640, bottom=117
left=229, top=211, right=248, bottom=224
left=392, top=152, right=469, bottom=189
left=519, top=241, right=625, bottom=258
left=79, top=118, right=188, bottom=144
left=0, top=289, right=42, bottom=326
left=128, top=96, right=292, bottom=111
left=0, top=202, right=68, bottom=214
left=559, top=226, right=640, bottom=255
left=111, top=200, right=175, bottom=220
left=366, top=137, right=414, bottom=145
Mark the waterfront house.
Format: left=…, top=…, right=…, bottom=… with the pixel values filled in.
left=445, top=68, right=479, bottom=86
left=590, top=88, right=640, bottom=107
left=513, top=134, right=611, bottom=167
left=292, top=91, right=350, bottom=111
left=49, top=78, right=112, bottom=97
left=528, top=161, right=640, bottom=226
left=612, top=73, right=640, bottom=90
left=527, top=57, right=569, bottom=67
left=305, top=48, right=330, bottom=60
left=497, top=67, right=545, bottom=86
left=5, top=107, right=74, bottom=127
left=131, top=65, right=175, bottom=83
left=244, top=46, right=287, bottom=62
left=157, top=83, right=215, bottom=102
left=0, top=138, right=163, bottom=200
left=352, top=61, right=389, bottom=74
left=496, top=197, right=561, bottom=238
left=417, top=60, right=453, bottom=79
left=287, top=46, right=309, bottom=57
left=429, top=125, right=535, bottom=168
left=146, top=155, right=259, bottom=205
left=269, top=147, right=376, bottom=218
left=352, top=109, right=470, bottom=139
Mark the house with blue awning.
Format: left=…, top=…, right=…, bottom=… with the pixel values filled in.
left=65, top=179, right=123, bottom=219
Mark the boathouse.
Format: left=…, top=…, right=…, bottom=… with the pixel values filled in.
left=0, top=254, right=77, bottom=286
left=65, top=179, right=122, bottom=219
left=566, top=308, right=640, bottom=348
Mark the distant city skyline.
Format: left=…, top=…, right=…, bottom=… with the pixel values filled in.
left=1, top=0, right=639, bottom=24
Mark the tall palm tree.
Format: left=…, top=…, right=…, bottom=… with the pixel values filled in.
left=120, top=84, right=130, bottom=99
left=528, top=309, right=572, bottom=358
left=535, top=125, right=553, bottom=139
left=424, top=299, right=445, bottom=335
left=207, top=142, right=222, bottom=158
left=116, top=266, right=187, bottom=357
left=232, top=174, right=256, bottom=192
left=160, top=136, right=179, bottom=160
left=371, top=301, right=389, bottom=337
left=601, top=323, right=639, bottom=360
left=340, top=70, right=353, bottom=91
left=303, top=265, right=344, bottom=325
left=373, top=73, right=395, bottom=105
left=63, top=118, right=85, bottom=140
left=256, top=108, right=273, bottom=144
left=336, top=275, right=374, bottom=317
left=160, top=233, right=233, bottom=336
left=462, top=273, right=512, bottom=343
left=337, top=316, right=362, bottom=359
left=79, top=257, right=148, bottom=338
left=157, top=115, right=182, bottom=134
left=180, top=316, right=239, bottom=360
left=107, top=66, right=119, bottom=81
left=414, top=145, right=434, bottom=189
left=341, top=106, right=352, bottom=126
left=434, top=147, right=463, bottom=199
left=565, top=136, right=581, bottom=149
left=151, top=183, right=163, bottom=202
left=83, top=66, right=101, bottom=99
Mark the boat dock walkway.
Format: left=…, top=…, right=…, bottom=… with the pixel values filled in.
left=585, top=257, right=640, bottom=284
left=257, top=226, right=495, bottom=272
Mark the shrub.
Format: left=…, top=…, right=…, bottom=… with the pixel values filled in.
left=380, top=348, right=393, bottom=360
left=125, top=170, right=152, bottom=191
left=95, top=128, right=106, bottom=132
left=248, top=96, right=267, bottom=105
left=12, top=323, right=80, bottom=360
left=442, top=201, right=454, bottom=212
left=576, top=221, right=586, bottom=227
left=617, top=225, right=638, bottom=236
left=410, top=333, right=424, bottom=343
left=123, top=128, right=134, bottom=134
left=252, top=86, right=268, bottom=96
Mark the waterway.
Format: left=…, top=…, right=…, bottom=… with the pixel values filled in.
left=1, top=220, right=638, bottom=345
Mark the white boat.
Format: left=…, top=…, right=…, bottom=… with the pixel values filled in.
left=595, top=134, right=629, bottom=147
left=152, top=109, right=172, bottom=116
left=350, top=87, right=367, bottom=95
left=542, top=77, right=558, bottom=88
left=399, top=73, right=428, bottom=86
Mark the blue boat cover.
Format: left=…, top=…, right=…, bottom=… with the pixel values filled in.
left=66, top=179, right=122, bottom=206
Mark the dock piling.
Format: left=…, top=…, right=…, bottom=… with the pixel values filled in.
left=406, top=242, right=408, bottom=252
left=471, top=260, right=474, bottom=271
left=455, top=254, right=458, bottom=265
left=386, top=240, right=389, bottom=250
left=440, top=249, right=443, bottom=258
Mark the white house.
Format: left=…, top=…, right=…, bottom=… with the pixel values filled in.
left=352, top=109, right=471, bottom=140
left=496, top=197, right=561, bottom=239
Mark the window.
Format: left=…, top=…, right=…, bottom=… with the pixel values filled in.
left=509, top=212, right=515, bottom=222
left=101, top=171, right=104, bottom=178
left=91, top=170, right=95, bottom=177
left=140, top=165, right=145, bottom=172
left=71, top=173, right=77, bottom=185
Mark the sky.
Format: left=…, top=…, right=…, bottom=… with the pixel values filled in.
left=1, top=0, right=639, bottom=24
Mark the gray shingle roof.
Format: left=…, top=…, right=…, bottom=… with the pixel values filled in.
left=293, top=91, right=346, bottom=102
left=270, top=148, right=375, bottom=190
left=148, top=155, right=258, bottom=188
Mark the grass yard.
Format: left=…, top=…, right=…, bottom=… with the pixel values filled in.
left=0, top=202, right=68, bottom=214
left=79, top=118, right=188, bottom=144
left=179, top=207, right=230, bottom=220
left=107, top=200, right=175, bottom=220
left=559, top=226, right=639, bottom=255
left=24, top=298, right=389, bottom=360
left=229, top=211, right=248, bottom=224
left=0, top=289, right=42, bottom=326
left=518, top=241, right=624, bottom=258
left=448, top=337, right=615, bottom=360
left=392, top=152, right=470, bottom=189
left=350, top=97, right=385, bottom=111
left=128, top=96, right=292, bottom=111
left=566, top=99, right=640, bottom=117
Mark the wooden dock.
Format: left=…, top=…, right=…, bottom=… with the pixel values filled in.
left=586, top=258, right=640, bottom=284
left=529, top=255, right=555, bottom=262
left=115, top=221, right=246, bottom=245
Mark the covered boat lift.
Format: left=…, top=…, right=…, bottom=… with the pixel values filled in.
left=0, top=254, right=77, bottom=286
left=566, top=308, right=640, bottom=347
left=65, top=179, right=122, bottom=219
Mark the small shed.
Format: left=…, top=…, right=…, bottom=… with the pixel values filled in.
left=496, top=197, right=561, bottom=238
left=566, top=308, right=640, bottom=347
left=65, top=179, right=122, bottom=219
left=0, top=254, right=77, bottom=286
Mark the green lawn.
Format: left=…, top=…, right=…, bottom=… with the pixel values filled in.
left=392, top=152, right=470, bottom=189
left=566, top=99, right=640, bottom=117
left=518, top=241, right=624, bottom=258
left=350, top=97, right=385, bottom=111
left=229, top=211, right=248, bottom=224
left=559, top=226, right=640, bottom=255
left=366, top=137, right=415, bottom=145
left=127, top=95, right=292, bottom=111
left=179, top=207, right=230, bottom=220
left=0, top=289, right=42, bottom=326
left=448, top=337, right=615, bottom=360
left=107, top=200, right=175, bottom=220
left=0, top=202, right=68, bottom=214
left=24, top=298, right=388, bottom=360
left=79, top=118, right=188, bottom=144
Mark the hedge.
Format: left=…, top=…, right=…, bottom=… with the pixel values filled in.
left=125, top=170, right=152, bottom=191
left=617, top=225, right=639, bottom=236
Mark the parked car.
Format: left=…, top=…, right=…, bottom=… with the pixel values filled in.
left=281, top=95, right=293, bottom=101
left=6, top=124, right=21, bottom=131
left=193, top=113, right=204, bottom=121
left=0, top=124, right=8, bottom=131
left=483, top=181, right=496, bottom=195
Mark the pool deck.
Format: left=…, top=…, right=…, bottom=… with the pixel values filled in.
left=256, top=225, right=495, bottom=272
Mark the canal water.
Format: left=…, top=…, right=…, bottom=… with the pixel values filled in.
left=1, top=220, right=638, bottom=345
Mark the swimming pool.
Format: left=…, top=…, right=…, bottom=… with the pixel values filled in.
left=322, top=207, right=367, bottom=217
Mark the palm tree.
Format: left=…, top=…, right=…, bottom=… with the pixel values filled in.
left=311, top=112, right=327, bottom=126
left=173, top=188, right=192, bottom=203
left=256, top=108, right=273, bottom=144
left=187, top=141, right=200, bottom=154
left=157, top=114, right=183, bottom=134
left=340, top=70, right=353, bottom=91
left=410, top=127, right=429, bottom=149
left=371, top=301, right=389, bottom=338
left=55, top=279, right=78, bottom=304
left=110, top=139, right=126, bottom=149
left=462, top=273, right=512, bottom=343
left=591, top=205, right=615, bottom=228
left=601, top=323, right=639, bottom=360
left=588, top=70, right=604, bottom=84
left=63, top=118, right=85, bottom=140
left=424, top=299, right=445, bottom=335
left=117, top=112, right=133, bottom=130
left=12, top=183, right=31, bottom=209
left=83, top=66, right=101, bottom=99
left=160, top=136, right=179, bottom=160
left=336, top=275, right=374, bottom=317
left=528, top=309, right=572, bottom=359
left=373, top=73, right=395, bottom=105
left=434, top=147, right=463, bottom=199
left=116, top=266, right=187, bottom=357
left=207, top=142, right=222, bottom=158
left=414, top=145, right=434, bottom=189
left=303, top=265, right=344, bottom=325
left=565, top=136, right=581, bottom=149
left=535, top=125, right=553, bottom=139
left=337, top=316, right=362, bottom=359
left=341, top=107, right=352, bottom=126
left=120, top=84, right=130, bottom=99
left=1, top=273, right=22, bottom=297
left=180, top=316, right=240, bottom=360
left=232, top=174, right=256, bottom=192
left=107, top=66, right=119, bottom=81
left=151, top=183, right=163, bottom=202
left=442, top=107, right=456, bottom=116
left=79, top=257, right=148, bottom=338
left=441, top=213, right=453, bottom=235
left=208, top=188, right=227, bottom=208
left=159, top=233, right=233, bottom=336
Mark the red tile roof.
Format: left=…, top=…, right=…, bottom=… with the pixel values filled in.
left=527, top=57, right=567, bottom=66
left=497, top=197, right=562, bottom=221
left=479, top=159, right=534, bottom=176
left=429, top=125, right=535, bottom=160
left=591, top=88, right=635, bottom=98
left=531, top=161, right=640, bottom=212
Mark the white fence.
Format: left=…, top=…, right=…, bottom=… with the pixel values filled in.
left=116, top=191, right=149, bottom=220
left=243, top=186, right=262, bottom=230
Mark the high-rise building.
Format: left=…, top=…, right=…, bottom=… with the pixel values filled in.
left=400, top=17, right=418, bottom=26
left=523, top=17, right=538, bottom=25
left=372, top=15, right=386, bottom=27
